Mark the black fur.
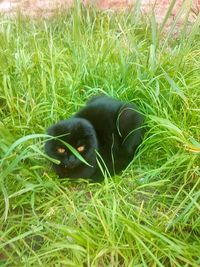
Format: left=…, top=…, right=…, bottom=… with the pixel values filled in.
left=45, top=95, right=144, bottom=182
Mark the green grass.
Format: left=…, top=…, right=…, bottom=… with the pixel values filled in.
left=0, top=2, right=200, bottom=266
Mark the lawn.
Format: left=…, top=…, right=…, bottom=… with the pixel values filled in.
left=0, top=2, right=200, bottom=266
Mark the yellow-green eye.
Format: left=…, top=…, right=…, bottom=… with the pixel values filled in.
left=56, top=147, right=65, bottom=154
left=77, top=145, right=85, bottom=152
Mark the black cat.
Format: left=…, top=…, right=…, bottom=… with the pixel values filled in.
left=45, top=95, right=144, bottom=182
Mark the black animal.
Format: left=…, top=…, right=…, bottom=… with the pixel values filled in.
left=45, top=95, right=144, bottom=182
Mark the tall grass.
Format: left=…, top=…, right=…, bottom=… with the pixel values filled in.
left=0, top=2, right=200, bottom=266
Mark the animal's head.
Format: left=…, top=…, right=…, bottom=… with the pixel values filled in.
left=45, top=118, right=97, bottom=169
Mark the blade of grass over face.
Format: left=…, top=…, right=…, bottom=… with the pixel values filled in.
left=0, top=3, right=200, bottom=266
left=59, top=139, right=93, bottom=167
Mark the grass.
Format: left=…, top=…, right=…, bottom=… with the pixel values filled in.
left=0, top=2, right=200, bottom=266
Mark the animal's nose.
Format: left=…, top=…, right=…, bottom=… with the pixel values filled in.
left=63, top=155, right=76, bottom=168
left=68, top=155, right=75, bottom=164
left=63, top=158, right=69, bottom=167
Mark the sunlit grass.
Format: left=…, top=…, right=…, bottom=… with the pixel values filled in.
left=0, top=2, right=200, bottom=266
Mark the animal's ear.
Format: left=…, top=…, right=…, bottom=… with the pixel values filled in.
left=47, top=126, right=54, bottom=135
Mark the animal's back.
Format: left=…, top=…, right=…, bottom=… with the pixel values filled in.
left=75, top=96, right=122, bottom=144
left=75, top=95, right=144, bottom=177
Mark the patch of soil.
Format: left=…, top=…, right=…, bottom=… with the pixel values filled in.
left=0, top=0, right=199, bottom=29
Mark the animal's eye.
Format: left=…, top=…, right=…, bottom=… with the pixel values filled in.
left=56, top=147, right=65, bottom=154
left=77, top=145, right=85, bottom=152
